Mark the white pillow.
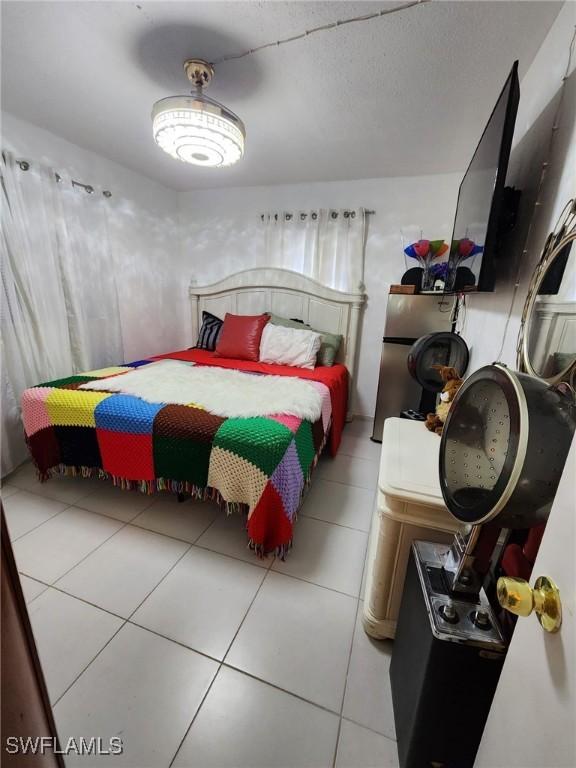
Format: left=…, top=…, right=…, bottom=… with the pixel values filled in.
left=259, top=323, right=322, bottom=369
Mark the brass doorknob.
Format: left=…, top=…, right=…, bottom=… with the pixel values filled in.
left=497, top=575, right=562, bottom=633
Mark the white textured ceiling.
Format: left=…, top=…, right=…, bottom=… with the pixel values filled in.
left=1, top=1, right=562, bottom=190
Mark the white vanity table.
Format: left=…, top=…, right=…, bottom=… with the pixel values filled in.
left=362, top=418, right=463, bottom=639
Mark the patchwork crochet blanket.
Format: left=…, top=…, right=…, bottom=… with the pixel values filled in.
left=21, top=357, right=333, bottom=556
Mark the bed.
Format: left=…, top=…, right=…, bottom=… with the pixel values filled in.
left=20, top=268, right=365, bottom=556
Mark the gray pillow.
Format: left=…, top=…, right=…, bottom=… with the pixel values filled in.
left=268, top=313, right=343, bottom=367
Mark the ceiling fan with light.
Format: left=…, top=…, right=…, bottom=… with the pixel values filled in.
left=152, top=58, right=245, bottom=168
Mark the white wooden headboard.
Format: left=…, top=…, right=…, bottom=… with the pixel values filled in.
left=189, top=268, right=366, bottom=416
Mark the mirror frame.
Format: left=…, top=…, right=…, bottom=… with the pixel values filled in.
left=517, top=199, right=576, bottom=384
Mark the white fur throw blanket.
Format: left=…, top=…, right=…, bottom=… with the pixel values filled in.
left=80, top=360, right=323, bottom=421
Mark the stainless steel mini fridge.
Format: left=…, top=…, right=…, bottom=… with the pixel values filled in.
left=371, top=294, right=453, bottom=442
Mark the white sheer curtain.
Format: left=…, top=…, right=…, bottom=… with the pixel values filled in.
left=55, top=176, right=123, bottom=371
left=1, top=151, right=123, bottom=475
left=264, top=208, right=367, bottom=292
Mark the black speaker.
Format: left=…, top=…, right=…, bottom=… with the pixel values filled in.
left=390, top=545, right=505, bottom=768
left=401, top=267, right=424, bottom=289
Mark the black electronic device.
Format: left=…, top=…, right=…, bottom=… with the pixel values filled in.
left=406, top=332, right=469, bottom=417
left=390, top=542, right=506, bottom=768
left=447, top=61, right=520, bottom=292
left=400, top=267, right=424, bottom=290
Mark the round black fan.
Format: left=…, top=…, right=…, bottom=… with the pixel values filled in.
left=406, top=332, right=469, bottom=417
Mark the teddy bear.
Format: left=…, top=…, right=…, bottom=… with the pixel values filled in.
left=425, top=365, right=464, bottom=435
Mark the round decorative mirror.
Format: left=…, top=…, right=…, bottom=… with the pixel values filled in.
left=517, top=199, right=576, bottom=384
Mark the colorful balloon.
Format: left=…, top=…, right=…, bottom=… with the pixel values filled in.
left=413, top=239, right=431, bottom=258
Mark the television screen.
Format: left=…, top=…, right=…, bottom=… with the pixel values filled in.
left=448, top=61, right=520, bottom=292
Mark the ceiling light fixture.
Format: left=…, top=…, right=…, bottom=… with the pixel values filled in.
left=152, top=59, right=245, bottom=167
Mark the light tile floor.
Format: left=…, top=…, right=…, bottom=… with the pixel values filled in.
left=3, top=419, right=398, bottom=768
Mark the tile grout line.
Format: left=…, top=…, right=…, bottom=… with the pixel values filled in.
left=50, top=502, right=239, bottom=708
left=31, top=570, right=354, bottom=684
left=167, top=556, right=272, bottom=768
left=336, top=591, right=400, bottom=745
left=9, top=502, right=74, bottom=543
left=50, top=538, right=195, bottom=709
left=298, top=509, right=371, bottom=534
left=7, top=476, right=156, bottom=547
left=336, top=448, right=381, bottom=460
left=123, top=545, right=193, bottom=621
left=46, top=588, right=397, bottom=744
left=7, top=474, right=157, bottom=526
left=339, top=715, right=399, bottom=744
left=315, top=475, right=378, bottom=491
left=299, top=475, right=377, bottom=533
left=219, top=660, right=344, bottom=719
left=168, top=664, right=222, bottom=768
left=48, top=501, right=230, bottom=707
left=21, top=496, right=212, bottom=590
left=22, top=504, right=367, bottom=621
left=25, top=506, right=379, bottom=765
left=23, top=528, right=357, bottom=616
left=30, top=581, right=396, bottom=740
left=26, top=580, right=227, bottom=666
left=35, top=586, right=363, bottom=725
left=128, top=500, right=226, bottom=549
left=333, top=597, right=363, bottom=768
left=221, top=566, right=272, bottom=663
left=332, top=718, right=344, bottom=768
left=18, top=454, right=380, bottom=750
left=127, top=499, right=278, bottom=572
left=51, top=621, right=129, bottom=709
left=20, top=580, right=50, bottom=606
left=25, top=578, right=128, bottom=622
left=19, top=481, right=372, bottom=610
left=35, top=527, right=363, bottom=601
left=193, top=541, right=276, bottom=571
left=268, top=562, right=364, bottom=600
left=70, top=490, right=157, bottom=519
left=49, top=516, right=136, bottom=585
left=12, top=480, right=276, bottom=566
left=20, top=519, right=215, bottom=608
left=11, top=485, right=99, bottom=508
left=127, top=621, right=223, bottom=666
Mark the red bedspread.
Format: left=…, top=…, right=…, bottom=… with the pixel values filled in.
left=153, top=348, right=348, bottom=456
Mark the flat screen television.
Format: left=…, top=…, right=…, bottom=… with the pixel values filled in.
left=447, top=60, right=520, bottom=292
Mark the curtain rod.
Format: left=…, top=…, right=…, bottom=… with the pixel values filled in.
left=261, top=209, right=375, bottom=222
left=13, top=157, right=112, bottom=198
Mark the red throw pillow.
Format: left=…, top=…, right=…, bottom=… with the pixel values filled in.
left=215, top=313, right=270, bottom=361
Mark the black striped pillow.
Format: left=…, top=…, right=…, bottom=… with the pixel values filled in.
left=195, top=311, right=223, bottom=350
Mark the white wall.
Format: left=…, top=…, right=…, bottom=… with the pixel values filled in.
left=1, top=112, right=185, bottom=363
left=462, top=2, right=576, bottom=371
left=178, top=174, right=460, bottom=416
